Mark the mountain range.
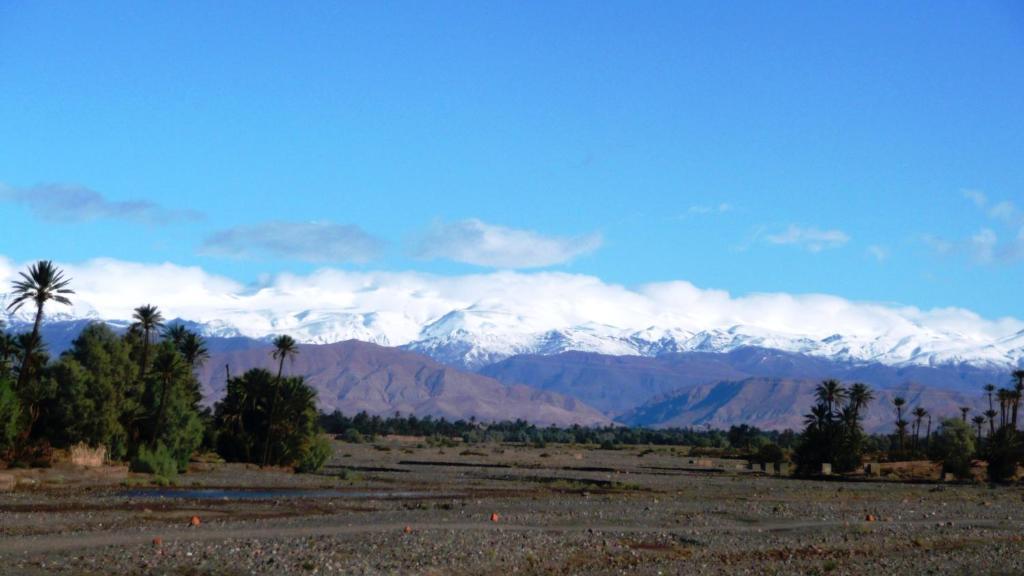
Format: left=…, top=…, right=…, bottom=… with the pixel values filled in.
left=2, top=308, right=1017, bottom=430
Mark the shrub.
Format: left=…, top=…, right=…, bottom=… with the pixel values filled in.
left=0, top=378, right=19, bottom=456
left=341, top=428, right=364, bottom=444
left=130, top=443, right=178, bottom=479
left=296, top=435, right=333, bottom=473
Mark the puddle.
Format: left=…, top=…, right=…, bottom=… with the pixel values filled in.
left=120, top=489, right=458, bottom=501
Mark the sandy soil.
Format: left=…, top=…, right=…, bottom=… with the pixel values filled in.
left=1, top=440, right=1023, bottom=575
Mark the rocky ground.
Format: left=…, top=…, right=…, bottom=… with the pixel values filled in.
left=1, top=441, right=1023, bottom=575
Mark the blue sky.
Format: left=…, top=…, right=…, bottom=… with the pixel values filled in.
left=1, top=1, right=1023, bottom=318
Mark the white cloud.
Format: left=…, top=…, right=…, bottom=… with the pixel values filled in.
left=867, top=245, right=889, bottom=262
left=764, top=225, right=850, bottom=252
left=413, top=219, right=602, bottom=268
left=0, top=182, right=202, bottom=224
left=2, top=256, right=1021, bottom=361
left=930, top=191, right=1024, bottom=264
left=687, top=203, right=732, bottom=215
left=201, top=221, right=384, bottom=263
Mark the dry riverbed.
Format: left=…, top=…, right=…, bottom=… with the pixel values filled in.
left=1, top=440, right=1023, bottom=575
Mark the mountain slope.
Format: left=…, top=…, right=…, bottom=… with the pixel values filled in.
left=621, top=377, right=988, bottom=433
left=194, top=340, right=610, bottom=427
left=481, top=347, right=1008, bottom=415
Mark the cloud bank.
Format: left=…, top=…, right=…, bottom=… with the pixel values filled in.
left=0, top=183, right=203, bottom=224
left=201, top=221, right=384, bottom=263
left=413, top=219, right=602, bottom=268
left=1, top=255, right=1020, bottom=357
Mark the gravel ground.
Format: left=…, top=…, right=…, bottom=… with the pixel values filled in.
left=1, top=442, right=1023, bottom=575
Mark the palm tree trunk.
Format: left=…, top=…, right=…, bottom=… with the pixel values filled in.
left=15, top=302, right=44, bottom=390
left=139, top=329, right=151, bottom=379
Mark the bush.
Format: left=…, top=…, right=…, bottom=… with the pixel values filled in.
left=340, top=428, right=364, bottom=444
left=296, top=435, right=333, bottom=473
left=755, top=443, right=785, bottom=464
left=928, top=418, right=975, bottom=479
left=130, top=443, right=178, bottom=479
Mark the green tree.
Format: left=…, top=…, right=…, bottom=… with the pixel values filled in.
left=263, top=335, right=299, bottom=466
left=215, top=368, right=322, bottom=470
left=39, top=323, right=137, bottom=458
left=6, top=261, right=73, bottom=390
left=141, top=343, right=202, bottom=471
left=0, top=375, right=19, bottom=456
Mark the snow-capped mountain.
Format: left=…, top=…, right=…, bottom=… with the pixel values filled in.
left=4, top=296, right=1024, bottom=371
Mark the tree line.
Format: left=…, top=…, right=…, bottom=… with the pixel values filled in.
left=0, top=261, right=330, bottom=477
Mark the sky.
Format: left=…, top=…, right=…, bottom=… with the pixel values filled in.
left=1, top=1, right=1023, bottom=324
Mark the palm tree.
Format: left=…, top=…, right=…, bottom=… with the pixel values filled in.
left=848, top=383, right=874, bottom=416
left=179, top=332, right=209, bottom=370
left=972, top=415, right=987, bottom=442
left=912, top=407, right=927, bottom=450
left=925, top=413, right=932, bottom=448
left=984, top=383, right=996, bottom=414
left=1012, top=370, right=1024, bottom=429
left=815, top=379, right=847, bottom=419
left=163, top=324, right=189, bottom=347
left=263, top=335, right=299, bottom=466
left=960, top=406, right=970, bottom=423
left=804, top=403, right=831, bottom=431
left=998, top=389, right=1010, bottom=428
left=985, top=409, right=997, bottom=436
left=132, top=305, right=164, bottom=378
left=893, top=397, right=907, bottom=451
left=7, top=260, right=73, bottom=388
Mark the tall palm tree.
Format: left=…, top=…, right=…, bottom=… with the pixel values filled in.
left=972, top=415, right=986, bottom=442
left=893, top=397, right=907, bottom=451
left=985, top=409, right=997, bottom=436
left=132, top=305, right=164, bottom=378
left=1012, top=370, right=1024, bottom=429
left=998, top=389, right=1010, bottom=428
left=925, top=413, right=932, bottom=448
left=7, top=260, right=73, bottom=388
left=263, top=335, right=299, bottom=466
left=960, top=406, right=970, bottom=423
left=912, top=407, right=927, bottom=450
left=815, top=379, right=847, bottom=419
left=984, top=383, right=996, bottom=414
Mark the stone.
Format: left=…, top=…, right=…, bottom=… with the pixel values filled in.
left=821, top=463, right=832, bottom=476
left=762, top=463, right=776, bottom=474
left=777, top=463, right=790, bottom=476
left=943, top=472, right=956, bottom=482
left=865, top=462, right=882, bottom=476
